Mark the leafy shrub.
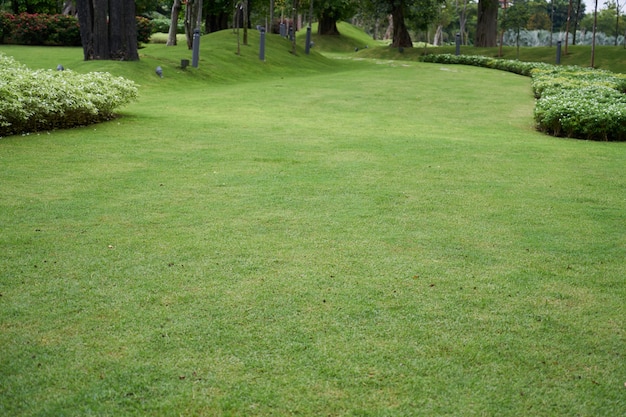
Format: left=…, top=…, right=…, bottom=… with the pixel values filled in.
left=4, top=12, right=81, bottom=46
left=136, top=16, right=153, bottom=44
left=421, top=53, right=551, bottom=76
left=0, top=12, right=152, bottom=46
left=0, top=12, right=13, bottom=43
left=421, top=53, right=626, bottom=141
left=151, top=18, right=184, bottom=34
left=534, top=87, right=626, bottom=141
left=0, top=53, right=138, bottom=137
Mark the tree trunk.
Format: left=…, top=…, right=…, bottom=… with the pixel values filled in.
left=317, top=10, right=340, bottom=35
left=433, top=24, right=443, bottom=46
left=62, top=0, right=76, bottom=15
left=167, top=0, right=182, bottom=46
left=475, top=0, right=498, bottom=47
left=93, top=0, right=110, bottom=59
left=184, top=0, right=201, bottom=49
left=390, top=1, right=412, bottom=48
left=76, top=0, right=138, bottom=61
left=76, top=0, right=94, bottom=60
left=383, top=14, right=393, bottom=40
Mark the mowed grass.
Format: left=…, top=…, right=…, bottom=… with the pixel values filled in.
left=1, top=31, right=626, bottom=416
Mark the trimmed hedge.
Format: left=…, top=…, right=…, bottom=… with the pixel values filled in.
left=0, top=53, right=138, bottom=137
left=421, top=53, right=626, bottom=141
left=0, top=12, right=81, bottom=46
left=0, top=12, right=153, bottom=46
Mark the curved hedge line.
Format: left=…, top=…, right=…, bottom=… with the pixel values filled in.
left=421, top=53, right=626, bottom=141
left=0, top=53, right=138, bottom=137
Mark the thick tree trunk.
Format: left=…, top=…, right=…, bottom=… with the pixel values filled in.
left=317, top=11, right=340, bottom=35
left=76, top=0, right=138, bottom=61
left=390, top=1, right=412, bottom=48
left=167, top=0, right=182, bottom=46
left=76, top=0, right=94, bottom=60
left=93, top=0, right=110, bottom=59
left=475, top=0, right=498, bottom=47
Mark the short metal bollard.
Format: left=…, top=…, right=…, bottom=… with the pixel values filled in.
left=305, top=26, right=312, bottom=55
left=192, top=28, right=200, bottom=68
left=556, top=41, right=562, bottom=65
left=259, top=28, right=266, bottom=61
left=455, top=33, right=461, bottom=56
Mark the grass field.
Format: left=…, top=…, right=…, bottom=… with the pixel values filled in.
left=1, top=27, right=625, bottom=416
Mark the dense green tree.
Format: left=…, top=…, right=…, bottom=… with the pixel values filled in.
left=205, top=0, right=231, bottom=33
left=355, top=0, right=391, bottom=39
left=317, top=0, right=357, bottom=35
left=502, top=0, right=530, bottom=54
left=364, top=0, right=441, bottom=47
left=1, top=0, right=59, bottom=13
left=581, top=0, right=625, bottom=37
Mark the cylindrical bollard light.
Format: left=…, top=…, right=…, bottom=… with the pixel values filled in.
left=556, top=41, right=562, bottom=65
left=192, top=28, right=201, bottom=68
left=305, top=26, right=312, bottom=55
left=280, top=23, right=286, bottom=37
left=455, top=33, right=461, bottom=56
left=259, top=28, right=266, bottom=61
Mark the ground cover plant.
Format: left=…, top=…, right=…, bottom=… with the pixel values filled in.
left=1, top=31, right=625, bottom=416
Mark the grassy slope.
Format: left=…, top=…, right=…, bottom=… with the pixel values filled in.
left=0, top=29, right=350, bottom=86
left=1, top=28, right=625, bottom=416
left=321, top=22, right=626, bottom=74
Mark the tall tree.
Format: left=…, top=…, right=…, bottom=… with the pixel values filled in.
left=390, top=0, right=413, bottom=46
left=184, top=0, right=202, bottom=49
left=317, top=0, right=356, bottom=35
left=475, top=0, right=498, bottom=46
left=167, top=0, right=182, bottom=46
left=205, top=0, right=231, bottom=33
left=76, top=0, right=139, bottom=61
left=364, top=0, right=440, bottom=48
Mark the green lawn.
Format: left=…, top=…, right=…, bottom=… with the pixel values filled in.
left=1, top=30, right=625, bottom=416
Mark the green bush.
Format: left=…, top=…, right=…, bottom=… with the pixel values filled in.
left=0, top=53, right=138, bottom=137
left=534, top=87, right=626, bottom=141
left=151, top=18, right=184, bottom=34
left=1, top=12, right=81, bottom=46
left=136, top=16, right=153, bottom=44
left=0, top=12, right=12, bottom=43
left=0, top=12, right=152, bottom=46
left=421, top=53, right=626, bottom=141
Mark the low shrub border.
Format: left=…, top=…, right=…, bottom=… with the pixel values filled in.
left=0, top=12, right=153, bottom=46
left=0, top=53, right=138, bottom=137
left=421, top=53, right=626, bottom=141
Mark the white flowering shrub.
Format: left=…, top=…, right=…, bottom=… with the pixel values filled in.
left=532, top=68, right=626, bottom=141
left=0, top=53, right=138, bottom=137
left=421, top=54, right=626, bottom=141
